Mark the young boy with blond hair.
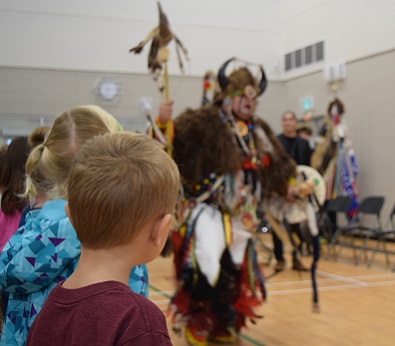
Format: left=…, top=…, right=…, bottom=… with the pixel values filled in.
left=26, top=132, right=180, bottom=345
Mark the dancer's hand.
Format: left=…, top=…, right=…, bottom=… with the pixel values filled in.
left=285, top=184, right=297, bottom=202
left=158, top=100, right=174, bottom=123
left=297, top=181, right=315, bottom=197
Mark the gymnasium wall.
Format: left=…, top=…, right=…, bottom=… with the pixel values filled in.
left=1, top=0, right=395, bottom=218
left=283, top=49, right=395, bottom=219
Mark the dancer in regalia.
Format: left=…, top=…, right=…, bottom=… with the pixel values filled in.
left=155, top=58, right=314, bottom=346
left=312, top=98, right=358, bottom=216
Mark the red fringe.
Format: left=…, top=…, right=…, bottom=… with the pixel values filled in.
left=233, top=244, right=264, bottom=330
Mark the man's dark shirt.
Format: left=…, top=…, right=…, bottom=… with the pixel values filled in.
left=277, top=134, right=312, bottom=166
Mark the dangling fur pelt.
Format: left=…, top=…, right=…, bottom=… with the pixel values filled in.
left=252, top=116, right=297, bottom=197
left=173, top=105, right=243, bottom=183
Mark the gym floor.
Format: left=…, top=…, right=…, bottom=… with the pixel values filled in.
left=147, top=236, right=395, bottom=346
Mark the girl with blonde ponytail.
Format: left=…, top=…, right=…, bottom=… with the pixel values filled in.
left=0, top=106, right=148, bottom=346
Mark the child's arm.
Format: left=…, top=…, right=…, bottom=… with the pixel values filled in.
left=0, top=217, right=80, bottom=294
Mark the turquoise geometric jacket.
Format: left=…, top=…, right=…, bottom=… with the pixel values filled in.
left=0, top=199, right=149, bottom=346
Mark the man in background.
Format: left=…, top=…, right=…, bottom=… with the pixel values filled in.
left=273, top=111, right=313, bottom=271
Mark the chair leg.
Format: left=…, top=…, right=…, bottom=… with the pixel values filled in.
left=367, top=234, right=382, bottom=268
left=350, top=234, right=359, bottom=264
left=382, top=238, right=391, bottom=266
left=357, top=232, right=371, bottom=265
left=334, top=231, right=346, bottom=261
left=326, top=230, right=340, bottom=259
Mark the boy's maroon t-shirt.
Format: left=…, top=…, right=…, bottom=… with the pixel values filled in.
left=26, top=280, right=172, bottom=346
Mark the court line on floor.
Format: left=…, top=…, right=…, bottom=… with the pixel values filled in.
left=268, top=280, right=395, bottom=295
left=265, top=269, right=395, bottom=295
left=267, top=267, right=395, bottom=295
left=150, top=281, right=395, bottom=301
left=347, top=272, right=395, bottom=280
left=149, top=289, right=175, bottom=296
left=266, top=278, right=353, bottom=287
left=316, top=270, right=368, bottom=285
left=149, top=272, right=395, bottom=294
left=264, top=269, right=395, bottom=287
left=150, top=271, right=395, bottom=304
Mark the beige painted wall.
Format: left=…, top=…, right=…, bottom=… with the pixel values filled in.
left=0, top=66, right=285, bottom=133
left=0, top=49, right=394, bottom=219
left=284, top=49, right=395, bottom=219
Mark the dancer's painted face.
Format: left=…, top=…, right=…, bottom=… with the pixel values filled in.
left=231, top=95, right=256, bottom=121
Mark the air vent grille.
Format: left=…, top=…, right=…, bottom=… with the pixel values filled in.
left=285, top=41, right=325, bottom=72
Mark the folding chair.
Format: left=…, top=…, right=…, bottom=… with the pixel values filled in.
left=336, top=196, right=385, bottom=264
left=324, top=196, right=353, bottom=259
left=352, top=196, right=385, bottom=263
left=367, top=202, right=395, bottom=268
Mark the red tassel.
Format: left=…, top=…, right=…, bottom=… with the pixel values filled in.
left=169, top=289, right=191, bottom=316
left=242, top=157, right=258, bottom=170
left=233, top=245, right=264, bottom=331
left=261, top=154, right=270, bottom=167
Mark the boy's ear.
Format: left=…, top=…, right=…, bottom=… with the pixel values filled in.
left=151, top=214, right=172, bottom=247
left=64, top=202, right=73, bottom=224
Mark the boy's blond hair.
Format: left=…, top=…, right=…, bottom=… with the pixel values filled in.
left=67, top=132, right=180, bottom=249
left=24, top=105, right=121, bottom=203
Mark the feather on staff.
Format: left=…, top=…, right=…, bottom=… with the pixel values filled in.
left=129, top=1, right=189, bottom=100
